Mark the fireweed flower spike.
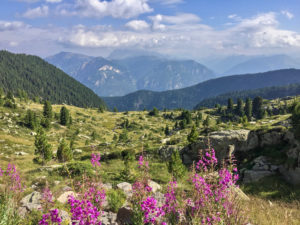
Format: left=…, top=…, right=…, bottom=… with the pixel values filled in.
left=39, top=209, right=62, bottom=225
left=91, top=153, right=101, bottom=167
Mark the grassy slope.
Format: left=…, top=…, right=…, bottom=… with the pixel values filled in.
left=0, top=98, right=299, bottom=224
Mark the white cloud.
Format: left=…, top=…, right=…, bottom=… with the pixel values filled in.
left=46, top=0, right=62, bottom=3
left=59, top=0, right=153, bottom=19
left=0, top=21, right=27, bottom=31
left=152, top=0, right=184, bottom=5
left=22, top=5, right=49, bottom=18
left=125, top=20, right=150, bottom=31
left=281, top=10, right=294, bottom=19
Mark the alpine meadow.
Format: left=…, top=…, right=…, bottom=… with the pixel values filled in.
left=0, top=1, right=300, bottom=225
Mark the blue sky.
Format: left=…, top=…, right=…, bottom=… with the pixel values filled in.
left=0, top=0, right=300, bottom=59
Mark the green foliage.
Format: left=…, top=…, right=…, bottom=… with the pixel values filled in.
left=22, top=210, right=43, bottom=225
left=24, top=110, right=38, bottom=130
left=291, top=102, right=300, bottom=137
left=164, top=125, right=170, bottom=136
left=107, top=189, right=126, bottom=213
left=187, top=125, right=199, bottom=144
left=227, top=98, right=234, bottom=112
left=34, top=128, right=52, bottom=164
left=168, top=150, right=186, bottom=180
left=43, top=101, right=52, bottom=119
left=253, top=96, right=263, bottom=119
left=245, top=98, right=253, bottom=120
left=60, top=106, right=70, bottom=126
left=0, top=195, right=21, bottom=225
left=41, top=117, right=51, bottom=129
left=118, top=129, right=128, bottom=143
left=0, top=51, right=106, bottom=108
left=203, top=115, right=211, bottom=127
left=236, top=98, right=244, bottom=116
left=149, top=107, right=159, bottom=116
left=57, top=161, right=94, bottom=177
left=57, top=139, right=73, bottom=162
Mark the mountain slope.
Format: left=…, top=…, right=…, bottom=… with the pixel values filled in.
left=46, top=52, right=216, bottom=96
left=0, top=51, right=106, bottom=108
left=195, top=83, right=300, bottom=108
left=225, top=55, right=300, bottom=75
left=103, top=69, right=300, bottom=111
left=45, top=52, right=94, bottom=78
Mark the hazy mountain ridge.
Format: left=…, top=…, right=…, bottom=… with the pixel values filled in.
left=103, top=69, right=300, bottom=111
left=46, top=52, right=216, bottom=96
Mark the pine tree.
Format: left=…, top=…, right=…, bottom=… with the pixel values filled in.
left=24, top=110, right=38, bottom=130
left=245, top=98, right=252, bottom=120
left=227, top=98, right=234, bottom=112
left=60, top=106, right=70, bottom=126
left=168, top=150, right=185, bottom=180
left=43, top=101, right=52, bottom=119
left=34, top=128, right=52, bottom=164
left=236, top=98, right=244, bottom=116
left=253, top=96, right=263, bottom=118
left=149, top=107, right=159, bottom=116
left=57, top=139, right=73, bottom=162
left=41, top=117, right=51, bottom=129
left=164, top=125, right=170, bottom=136
left=187, top=125, right=199, bottom=144
left=291, top=102, right=300, bottom=138
left=203, top=116, right=210, bottom=128
left=113, top=107, right=118, bottom=112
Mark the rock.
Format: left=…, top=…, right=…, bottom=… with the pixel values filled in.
left=30, top=131, right=37, bottom=136
left=18, top=207, right=28, bottom=218
left=73, top=149, right=83, bottom=154
left=159, top=145, right=180, bottom=160
left=116, top=207, right=133, bottom=225
left=20, top=191, right=42, bottom=211
left=153, top=192, right=165, bottom=207
left=161, top=138, right=170, bottom=144
left=102, top=211, right=117, bottom=225
left=103, top=183, right=113, bottom=190
left=182, top=153, right=193, bottom=165
left=231, top=186, right=250, bottom=201
left=40, top=164, right=62, bottom=172
left=279, top=166, right=300, bottom=185
left=57, top=191, right=77, bottom=204
left=62, top=186, right=73, bottom=192
left=54, top=180, right=61, bottom=185
left=117, top=182, right=132, bottom=197
left=148, top=180, right=161, bottom=193
left=15, top=151, right=28, bottom=156
left=243, top=170, right=274, bottom=183
left=59, top=210, right=71, bottom=223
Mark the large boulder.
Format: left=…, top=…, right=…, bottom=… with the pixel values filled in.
left=57, top=191, right=77, bottom=204
left=20, top=191, right=42, bottom=212
left=101, top=211, right=117, bottom=225
left=117, top=182, right=132, bottom=197
left=116, top=207, right=133, bottom=225
left=148, top=180, right=161, bottom=193
left=159, top=145, right=181, bottom=160
left=243, top=170, right=274, bottom=183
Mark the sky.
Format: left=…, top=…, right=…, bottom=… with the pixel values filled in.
left=1, top=0, right=300, bottom=60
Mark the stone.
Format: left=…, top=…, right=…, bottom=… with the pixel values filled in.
left=14, top=151, right=28, bottom=156
left=161, top=138, right=170, bottom=144
left=117, top=182, right=132, bottom=197
left=103, top=183, right=113, bottom=190
left=231, top=186, right=250, bottom=201
left=30, top=131, right=37, bottom=136
left=159, top=145, right=180, bottom=160
left=116, top=207, right=133, bottom=225
left=20, top=191, right=42, bottom=211
left=243, top=170, right=274, bottom=183
left=279, top=166, right=300, bottom=185
left=73, top=149, right=83, bottom=154
left=101, top=211, right=117, bottom=225
left=148, top=180, right=161, bottom=193
left=57, top=191, right=77, bottom=204
left=59, top=210, right=71, bottom=223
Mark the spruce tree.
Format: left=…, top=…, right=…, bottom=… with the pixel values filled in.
left=227, top=98, right=234, bottom=112
left=187, top=125, right=199, bottom=144
left=34, top=128, right=52, bottom=164
left=57, top=139, right=73, bottom=162
left=245, top=98, right=252, bottom=120
left=164, top=125, right=170, bottom=136
left=60, top=106, right=69, bottom=126
left=168, top=150, right=185, bottom=180
left=236, top=98, right=244, bottom=116
left=203, top=116, right=210, bottom=128
left=43, top=101, right=52, bottom=119
left=253, top=96, right=263, bottom=118
left=24, top=110, right=38, bottom=130
left=291, top=102, right=300, bottom=138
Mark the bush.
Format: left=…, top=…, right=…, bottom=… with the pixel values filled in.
left=107, top=189, right=126, bottom=213
left=57, top=139, right=73, bottom=162
left=56, top=161, right=94, bottom=177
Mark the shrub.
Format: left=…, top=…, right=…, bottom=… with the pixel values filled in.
left=107, top=189, right=126, bottom=213
left=57, top=162, right=94, bottom=177
left=57, top=139, right=73, bottom=162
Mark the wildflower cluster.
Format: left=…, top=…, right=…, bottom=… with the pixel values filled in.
left=39, top=209, right=62, bottom=225
left=91, top=153, right=101, bottom=168
left=0, top=163, right=24, bottom=193
left=141, top=197, right=165, bottom=224
left=196, top=148, right=218, bottom=172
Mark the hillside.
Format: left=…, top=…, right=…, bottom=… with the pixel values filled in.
left=195, top=83, right=300, bottom=108
left=0, top=95, right=299, bottom=224
left=103, top=69, right=300, bottom=111
left=46, top=52, right=215, bottom=96
left=0, top=51, right=106, bottom=108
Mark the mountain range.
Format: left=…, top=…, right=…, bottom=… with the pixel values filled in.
left=46, top=52, right=216, bottom=96
left=103, top=69, right=300, bottom=111
left=0, top=51, right=106, bottom=108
